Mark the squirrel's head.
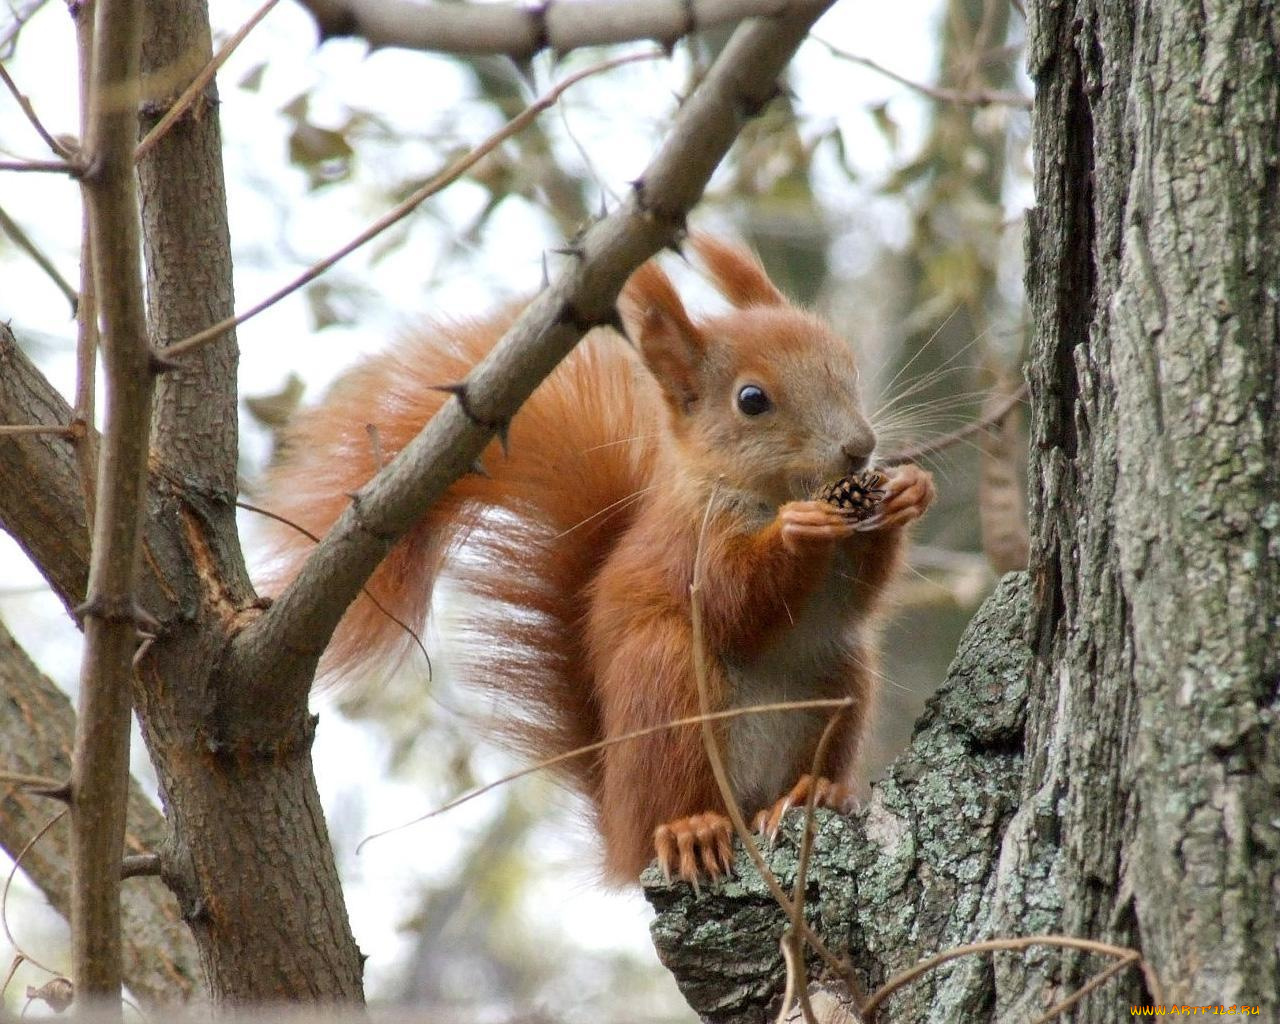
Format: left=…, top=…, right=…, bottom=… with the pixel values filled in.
left=620, top=236, right=876, bottom=506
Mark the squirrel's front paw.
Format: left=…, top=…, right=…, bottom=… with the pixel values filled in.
left=654, top=812, right=734, bottom=890
left=779, top=500, right=858, bottom=554
left=856, top=464, right=935, bottom=532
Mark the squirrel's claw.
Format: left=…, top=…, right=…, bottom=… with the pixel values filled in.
left=654, top=812, right=734, bottom=890
left=752, top=775, right=858, bottom=841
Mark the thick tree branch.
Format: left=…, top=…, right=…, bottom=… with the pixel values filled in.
left=0, top=323, right=92, bottom=613
left=297, top=0, right=796, bottom=59
left=73, top=0, right=152, bottom=1003
left=225, top=0, right=836, bottom=728
left=139, top=0, right=243, bottom=500
left=0, top=619, right=202, bottom=1005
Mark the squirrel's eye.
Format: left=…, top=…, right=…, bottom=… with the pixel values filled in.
left=736, top=385, right=772, bottom=416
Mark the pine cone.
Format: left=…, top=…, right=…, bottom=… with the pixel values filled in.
left=817, top=469, right=887, bottom=521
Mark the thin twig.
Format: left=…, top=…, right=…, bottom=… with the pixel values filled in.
left=881, top=381, right=1028, bottom=466
left=0, top=159, right=76, bottom=173
left=1030, top=952, right=1139, bottom=1024
left=0, top=204, right=78, bottom=312
left=2, top=810, right=67, bottom=978
left=0, top=0, right=52, bottom=58
left=861, top=934, right=1162, bottom=1021
left=0, top=771, right=67, bottom=793
left=0, top=61, right=73, bottom=158
left=775, top=706, right=851, bottom=1023
left=356, top=696, right=856, bottom=852
left=815, top=36, right=1031, bottom=110
left=133, top=0, right=280, bottom=163
left=0, top=424, right=77, bottom=438
left=236, top=498, right=432, bottom=678
left=164, top=49, right=661, bottom=360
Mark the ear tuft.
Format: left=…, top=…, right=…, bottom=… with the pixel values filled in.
left=620, top=259, right=704, bottom=412
left=689, top=234, right=785, bottom=308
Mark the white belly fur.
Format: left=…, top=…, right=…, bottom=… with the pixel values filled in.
left=723, top=556, right=866, bottom=814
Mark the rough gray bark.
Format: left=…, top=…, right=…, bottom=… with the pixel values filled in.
left=648, top=2, right=1280, bottom=1020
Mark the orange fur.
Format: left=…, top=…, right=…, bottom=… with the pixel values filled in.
left=258, top=239, right=932, bottom=884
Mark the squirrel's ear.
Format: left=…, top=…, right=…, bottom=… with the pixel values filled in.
left=690, top=234, right=785, bottom=308
left=621, top=259, right=705, bottom=412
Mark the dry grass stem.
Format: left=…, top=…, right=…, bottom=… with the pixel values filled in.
left=861, top=934, right=1163, bottom=1021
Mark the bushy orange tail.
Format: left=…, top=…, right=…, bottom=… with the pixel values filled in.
left=257, top=310, right=658, bottom=794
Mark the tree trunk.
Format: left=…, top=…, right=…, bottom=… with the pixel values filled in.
left=647, top=2, right=1280, bottom=1019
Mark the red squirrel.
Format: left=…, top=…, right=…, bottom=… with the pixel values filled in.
left=259, top=236, right=934, bottom=885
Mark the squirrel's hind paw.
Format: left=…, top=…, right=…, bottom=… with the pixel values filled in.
left=751, top=774, right=857, bottom=843
left=654, top=812, right=734, bottom=891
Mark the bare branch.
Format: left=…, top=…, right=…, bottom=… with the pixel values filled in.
left=0, top=60, right=73, bottom=158
left=816, top=36, right=1032, bottom=110
left=0, top=423, right=76, bottom=437
left=0, top=204, right=78, bottom=312
left=0, top=324, right=92, bottom=611
left=297, top=0, right=797, bottom=59
left=72, top=0, right=100, bottom=532
left=72, top=0, right=152, bottom=1003
left=0, top=158, right=78, bottom=173
left=226, top=0, right=836, bottom=727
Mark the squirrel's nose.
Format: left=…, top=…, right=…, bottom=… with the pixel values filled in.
left=841, top=435, right=875, bottom=473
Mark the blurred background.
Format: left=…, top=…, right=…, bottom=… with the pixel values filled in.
left=0, top=0, right=1031, bottom=1018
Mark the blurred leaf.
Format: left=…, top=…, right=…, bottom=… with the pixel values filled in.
left=244, top=373, right=304, bottom=431
left=824, top=125, right=860, bottom=180
left=280, top=91, right=309, bottom=121
left=305, top=280, right=346, bottom=330
left=288, top=122, right=355, bottom=187
left=868, top=101, right=900, bottom=152
left=280, top=93, right=354, bottom=187
left=237, top=62, right=266, bottom=93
